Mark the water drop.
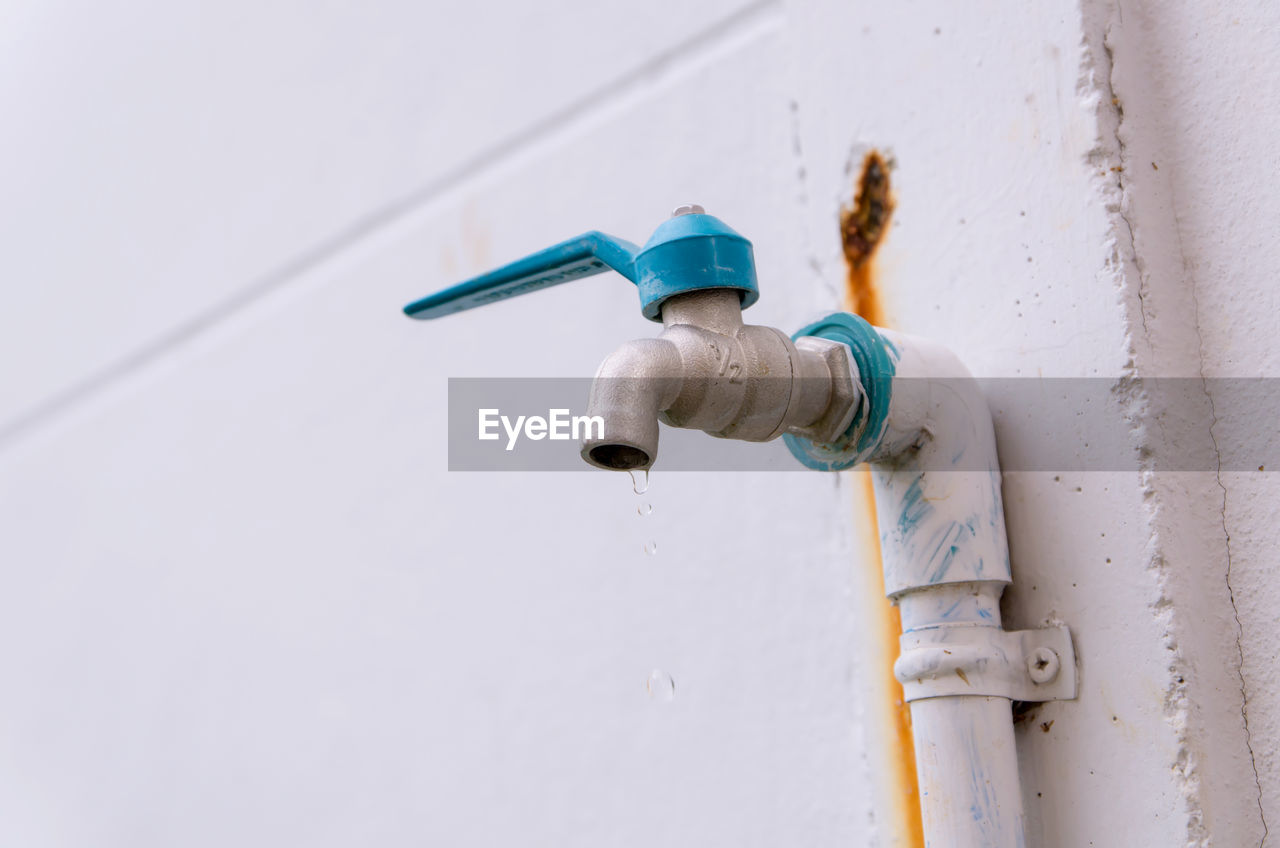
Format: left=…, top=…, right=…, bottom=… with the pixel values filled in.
left=643, top=540, right=658, bottom=555
left=628, top=469, right=650, bottom=495
left=645, top=669, right=675, bottom=702
left=637, top=503, right=653, bottom=516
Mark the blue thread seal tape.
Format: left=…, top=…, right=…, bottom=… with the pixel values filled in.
left=784, top=312, right=897, bottom=471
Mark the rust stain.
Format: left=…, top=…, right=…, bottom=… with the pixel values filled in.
left=841, top=151, right=894, bottom=325
left=852, top=474, right=923, bottom=848
left=955, top=668, right=970, bottom=686
left=1040, top=720, right=1055, bottom=733
left=1012, top=700, right=1042, bottom=726
left=842, top=150, right=921, bottom=847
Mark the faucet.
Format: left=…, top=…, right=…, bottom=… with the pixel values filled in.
left=404, top=205, right=1078, bottom=848
left=580, top=283, right=861, bottom=471
left=405, top=205, right=863, bottom=471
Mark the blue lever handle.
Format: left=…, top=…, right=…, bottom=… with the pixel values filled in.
left=404, top=211, right=759, bottom=322
left=403, top=232, right=640, bottom=320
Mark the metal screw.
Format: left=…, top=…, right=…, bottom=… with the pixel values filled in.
left=671, top=203, right=705, bottom=217
left=1027, top=647, right=1060, bottom=684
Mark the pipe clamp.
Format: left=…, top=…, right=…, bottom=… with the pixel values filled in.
left=894, top=625, right=1077, bottom=703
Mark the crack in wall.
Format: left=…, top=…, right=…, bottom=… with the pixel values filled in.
left=1082, top=3, right=1207, bottom=842
left=1175, top=203, right=1271, bottom=847
left=1099, top=33, right=1153, bottom=356
left=1089, top=0, right=1270, bottom=841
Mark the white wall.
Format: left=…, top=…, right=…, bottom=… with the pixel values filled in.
left=1088, top=2, right=1280, bottom=843
left=0, top=2, right=1273, bottom=845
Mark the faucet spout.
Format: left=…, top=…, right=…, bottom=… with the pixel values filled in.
left=580, top=338, right=682, bottom=471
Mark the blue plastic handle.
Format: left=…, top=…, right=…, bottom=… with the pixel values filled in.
left=403, top=232, right=640, bottom=320
left=404, top=213, right=759, bottom=322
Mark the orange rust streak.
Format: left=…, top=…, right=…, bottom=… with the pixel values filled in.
left=842, top=151, right=894, bottom=327
left=851, top=473, right=923, bottom=847
left=846, top=262, right=885, bottom=327
left=843, top=150, right=922, bottom=847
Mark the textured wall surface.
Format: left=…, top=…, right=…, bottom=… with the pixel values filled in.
left=0, top=2, right=1273, bottom=845
left=1086, top=2, right=1280, bottom=844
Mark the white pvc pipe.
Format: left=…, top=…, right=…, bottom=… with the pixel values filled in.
left=868, top=330, right=1024, bottom=848
left=909, top=696, right=1024, bottom=846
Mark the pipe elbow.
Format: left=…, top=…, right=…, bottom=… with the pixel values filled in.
left=580, top=338, right=682, bottom=471
left=872, top=331, right=998, bottom=473
left=869, top=329, right=1011, bottom=599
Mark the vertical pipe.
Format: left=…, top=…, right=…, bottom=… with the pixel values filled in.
left=867, top=330, right=1023, bottom=848
left=908, top=697, right=1024, bottom=847
left=897, top=585, right=1025, bottom=848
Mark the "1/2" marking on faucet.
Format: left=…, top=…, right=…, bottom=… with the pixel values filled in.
left=708, top=342, right=744, bottom=384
